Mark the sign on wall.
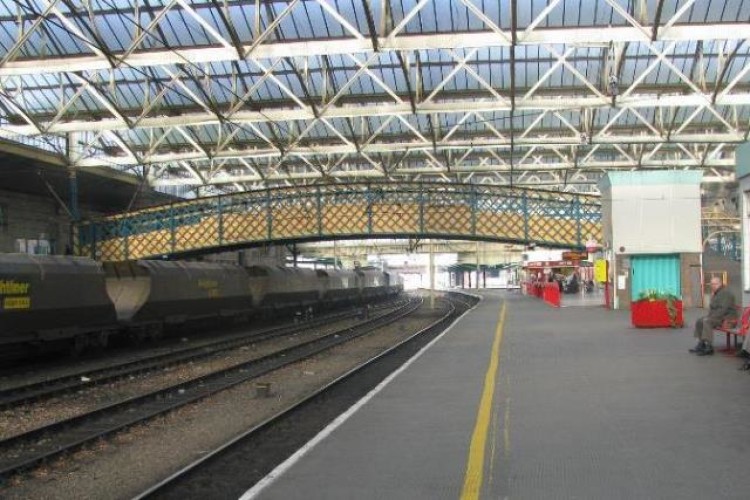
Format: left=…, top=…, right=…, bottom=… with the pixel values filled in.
left=594, top=259, right=608, bottom=283
left=562, top=251, right=588, bottom=261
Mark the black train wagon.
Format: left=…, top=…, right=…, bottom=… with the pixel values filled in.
left=316, top=269, right=358, bottom=307
left=355, top=268, right=389, bottom=301
left=0, top=255, right=117, bottom=349
left=104, top=260, right=253, bottom=330
left=246, top=265, right=324, bottom=315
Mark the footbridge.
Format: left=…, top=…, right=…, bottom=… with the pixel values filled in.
left=74, top=182, right=602, bottom=262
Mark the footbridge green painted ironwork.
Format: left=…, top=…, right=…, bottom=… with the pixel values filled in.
left=74, top=182, right=603, bottom=262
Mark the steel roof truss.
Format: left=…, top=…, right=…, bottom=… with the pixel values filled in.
left=120, top=0, right=180, bottom=64
left=360, top=115, right=396, bottom=150
left=6, top=90, right=750, bottom=137
left=551, top=111, right=581, bottom=138
left=346, top=53, right=403, bottom=104
left=47, top=1, right=111, bottom=62
left=249, top=58, right=308, bottom=110
left=520, top=0, right=562, bottom=43
left=132, top=74, right=180, bottom=127
left=423, top=48, right=479, bottom=104
left=245, top=0, right=302, bottom=59
left=1, top=1, right=749, bottom=193
left=161, top=67, right=214, bottom=116
left=542, top=44, right=608, bottom=101
left=519, top=111, right=548, bottom=139
left=395, top=114, right=431, bottom=144
left=5, top=22, right=750, bottom=78
left=314, top=0, right=366, bottom=42
left=456, top=0, right=511, bottom=44
left=105, top=130, right=139, bottom=163
left=0, top=0, right=62, bottom=68
left=175, top=0, right=235, bottom=52
left=674, top=106, right=706, bottom=135
left=521, top=47, right=574, bottom=102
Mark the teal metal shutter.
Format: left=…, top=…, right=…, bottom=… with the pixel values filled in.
left=630, top=254, right=681, bottom=300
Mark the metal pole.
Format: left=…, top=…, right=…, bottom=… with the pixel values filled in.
left=476, top=240, right=480, bottom=289
left=68, top=169, right=80, bottom=222
left=333, top=239, right=338, bottom=269
left=430, top=241, right=435, bottom=309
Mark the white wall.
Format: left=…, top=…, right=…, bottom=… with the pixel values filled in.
left=739, top=143, right=750, bottom=307
left=608, top=182, right=702, bottom=254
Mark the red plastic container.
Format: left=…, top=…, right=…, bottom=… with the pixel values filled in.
left=631, top=299, right=684, bottom=328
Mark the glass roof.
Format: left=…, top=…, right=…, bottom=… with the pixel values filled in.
left=0, top=0, right=748, bottom=197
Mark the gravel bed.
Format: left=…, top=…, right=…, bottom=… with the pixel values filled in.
left=0, top=298, right=447, bottom=500
left=0, top=312, right=361, bottom=392
left=0, top=315, right=365, bottom=441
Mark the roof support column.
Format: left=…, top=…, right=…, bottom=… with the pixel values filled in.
left=68, top=169, right=79, bottom=222
left=430, top=241, right=435, bottom=309
left=510, top=0, right=518, bottom=187
left=66, top=133, right=80, bottom=222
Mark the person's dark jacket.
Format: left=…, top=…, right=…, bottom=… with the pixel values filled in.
left=707, top=286, right=737, bottom=323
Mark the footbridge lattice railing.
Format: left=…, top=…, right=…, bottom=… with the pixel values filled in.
left=74, top=182, right=603, bottom=262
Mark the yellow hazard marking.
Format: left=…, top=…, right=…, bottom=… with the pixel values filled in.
left=461, top=301, right=506, bottom=500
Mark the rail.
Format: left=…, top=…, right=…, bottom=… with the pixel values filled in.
left=0, top=297, right=422, bottom=481
left=133, top=292, right=477, bottom=499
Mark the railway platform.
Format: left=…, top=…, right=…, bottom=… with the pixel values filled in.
left=245, top=290, right=750, bottom=500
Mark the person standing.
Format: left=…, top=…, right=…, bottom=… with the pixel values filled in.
left=690, top=277, right=737, bottom=356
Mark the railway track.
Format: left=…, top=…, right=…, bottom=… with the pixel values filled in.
left=0, top=298, right=407, bottom=409
left=135, top=293, right=476, bottom=500
left=0, top=296, right=422, bottom=482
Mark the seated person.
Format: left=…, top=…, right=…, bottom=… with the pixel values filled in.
left=690, top=277, right=737, bottom=356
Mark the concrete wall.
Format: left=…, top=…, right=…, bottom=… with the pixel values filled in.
left=0, top=190, right=96, bottom=254
left=613, top=253, right=631, bottom=310
left=0, top=189, right=291, bottom=264
left=680, top=253, right=703, bottom=309
left=241, top=245, right=287, bottom=266
left=602, top=172, right=702, bottom=255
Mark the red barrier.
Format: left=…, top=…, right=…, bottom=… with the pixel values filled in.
left=523, top=282, right=539, bottom=297
left=523, top=281, right=560, bottom=308
left=542, top=283, right=561, bottom=308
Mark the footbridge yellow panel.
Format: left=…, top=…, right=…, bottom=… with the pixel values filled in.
left=75, top=183, right=602, bottom=262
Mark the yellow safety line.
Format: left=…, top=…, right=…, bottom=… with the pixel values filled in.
left=460, top=301, right=507, bottom=500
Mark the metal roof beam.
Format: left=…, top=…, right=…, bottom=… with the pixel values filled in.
left=2, top=24, right=749, bottom=76
left=6, top=92, right=750, bottom=136
left=148, top=158, right=733, bottom=187
left=72, top=132, right=742, bottom=167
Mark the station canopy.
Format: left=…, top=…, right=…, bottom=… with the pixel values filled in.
left=0, top=0, right=748, bottom=198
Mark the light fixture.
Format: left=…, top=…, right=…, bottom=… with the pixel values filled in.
left=607, top=74, right=619, bottom=97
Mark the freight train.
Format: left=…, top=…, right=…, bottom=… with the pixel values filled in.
left=0, top=254, right=403, bottom=353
